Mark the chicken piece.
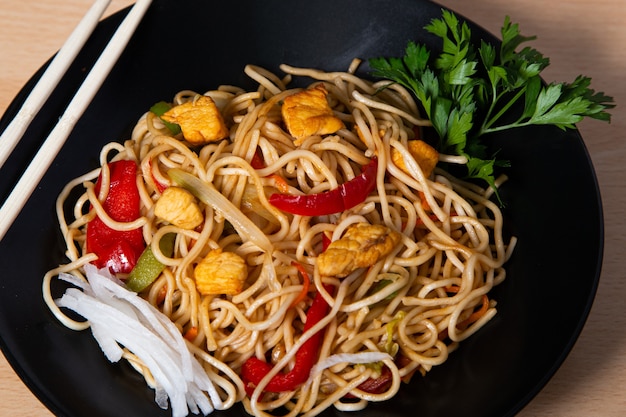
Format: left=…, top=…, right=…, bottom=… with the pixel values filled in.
left=154, top=186, right=204, bottom=230
left=391, top=140, right=439, bottom=178
left=317, top=223, right=402, bottom=278
left=194, top=248, right=247, bottom=295
left=161, top=95, right=229, bottom=145
left=281, top=84, right=345, bottom=144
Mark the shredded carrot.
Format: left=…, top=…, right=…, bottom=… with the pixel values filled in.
left=249, top=147, right=290, bottom=193
left=415, top=210, right=458, bottom=227
left=444, top=285, right=460, bottom=293
left=438, top=292, right=490, bottom=340
left=184, top=326, right=198, bottom=342
left=289, top=261, right=311, bottom=308
left=418, top=191, right=431, bottom=211
left=148, top=159, right=168, bottom=193
left=156, top=285, right=168, bottom=304
left=415, top=213, right=441, bottom=227
left=187, top=223, right=204, bottom=251
left=459, top=295, right=490, bottom=328
left=268, top=174, right=290, bottom=193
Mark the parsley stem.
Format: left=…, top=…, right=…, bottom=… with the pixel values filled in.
left=480, top=86, right=527, bottom=135
left=482, top=82, right=500, bottom=135
left=480, top=120, right=532, bottom=135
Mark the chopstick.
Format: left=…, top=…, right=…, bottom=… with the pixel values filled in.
left=0, top=0, right=153, bottom=242
left=0, top=0, right=111, bottom=170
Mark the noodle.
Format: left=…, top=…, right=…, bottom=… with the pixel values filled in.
left=43, top=60, right=516, bottom=416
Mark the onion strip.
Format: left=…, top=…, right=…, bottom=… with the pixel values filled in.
left=168, top=168, right=273, bottom=254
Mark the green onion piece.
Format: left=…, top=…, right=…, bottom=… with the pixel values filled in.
left=370, top=279, right=399, bottom=303
left=384, top=311, right=405, bottom=356
left=126, top=233, right=176, bottom=293
left=150, top=101, right=181, bottom=135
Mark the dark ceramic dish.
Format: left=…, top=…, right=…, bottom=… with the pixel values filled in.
left=0, top=1, right=602, bottom=416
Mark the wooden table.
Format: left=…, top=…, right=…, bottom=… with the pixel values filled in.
left=1, top=0, right=624, bottom=415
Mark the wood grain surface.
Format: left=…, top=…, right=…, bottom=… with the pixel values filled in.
left=1, top=0, right=624, bottom=415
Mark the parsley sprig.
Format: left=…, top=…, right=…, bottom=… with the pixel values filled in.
left=369, top=10, right=614, bottom=199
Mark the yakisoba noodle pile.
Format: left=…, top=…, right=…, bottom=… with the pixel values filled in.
left=43, top=60, right=516, bottom=417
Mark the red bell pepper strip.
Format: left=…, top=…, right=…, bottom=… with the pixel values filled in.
left=344, top=352, right=414, bottom=398
left=250, top=147, right=266, bottom=170
left=322, top=231, right=332, bottom=252
left=148, top=159, right=168, bottom=193
left=289, top=261, right=311, bottom=309
left=249, top=147, right=290, bottom=193
left=241, top=284, right=334, bottom=394
left=268, top=157, right=378, bottom=216
left=343, top=365, right=393, bottom=398
left=86, top=160, right=145, bottom=275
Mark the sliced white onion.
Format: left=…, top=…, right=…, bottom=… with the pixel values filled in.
left=55, top=264, right=224, bottom=417
left=307, top=352, right=392, bottom=388
left=168, top=168, right=273, bottom=254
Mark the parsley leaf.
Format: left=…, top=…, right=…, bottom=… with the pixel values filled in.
left=369, top=10, right=615, bottom=203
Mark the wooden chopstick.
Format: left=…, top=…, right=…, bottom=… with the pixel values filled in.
left=0, top=0, right=112, bottom=170
left=0, top=0, right=153, bottom=242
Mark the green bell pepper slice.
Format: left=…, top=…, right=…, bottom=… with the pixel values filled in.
left=126, top=233, right=176, bottom=293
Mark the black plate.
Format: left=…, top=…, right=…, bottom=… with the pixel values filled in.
left=0, top=1, right=602, bottom=416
